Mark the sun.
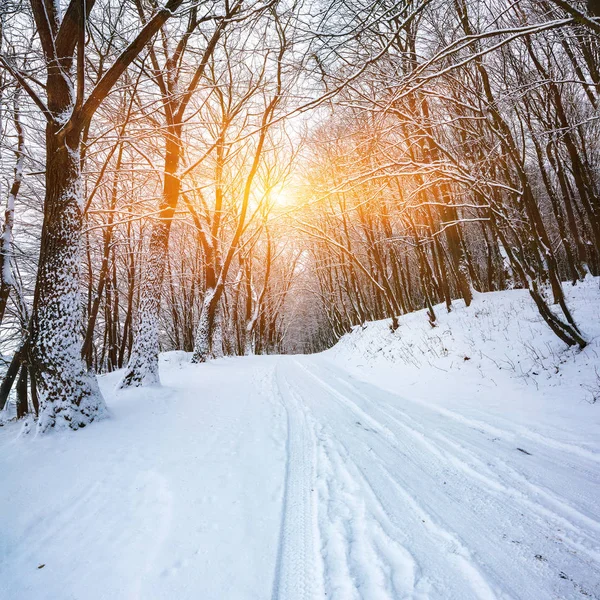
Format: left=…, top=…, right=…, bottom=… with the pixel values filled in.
left=273, top=190, right=291, bottom=206
left=270, top=184, right=298, bottom=207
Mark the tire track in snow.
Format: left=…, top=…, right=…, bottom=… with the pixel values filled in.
left=326, top=361, right=600, bottom=465
left=364, top=383, right=600, bottom=557
left=296, top=358, right=600, bottom=599
left=271, top=366, right=321, bottom=600
left=311, top=361, right=600, bottom=565
left=313, top=420, right=421, bottom=600
left=272, top=361, right=424, bottom=600
left=286, top=359, right=501, bottom=600
left=377, top=463, right=499, bottom=600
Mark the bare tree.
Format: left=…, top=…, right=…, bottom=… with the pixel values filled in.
left=1, top=0, right=187, bottom=430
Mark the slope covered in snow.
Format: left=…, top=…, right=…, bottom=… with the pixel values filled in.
left=326, top=277, right=600, bottom=445
left=1, top=281, right=599, bottom=600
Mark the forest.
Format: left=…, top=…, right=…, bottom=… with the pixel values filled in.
left=0, top=0, right=599, bottom=432
left=2, top=2, right=600, bottom=599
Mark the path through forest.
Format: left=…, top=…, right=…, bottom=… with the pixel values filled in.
left=1, top=353, right=599, bottom=600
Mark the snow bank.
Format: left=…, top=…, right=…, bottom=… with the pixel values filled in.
left=326, top=278, right=600, bottom=445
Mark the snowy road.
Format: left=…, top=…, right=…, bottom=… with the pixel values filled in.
left=1, top=353, right=599, bottom=600
left=272, top=357, right=600, bottom=600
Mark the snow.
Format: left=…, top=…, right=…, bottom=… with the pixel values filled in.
left=326, top=276, right=600, bottom=444
left=1, top=282, right=600, bottom=599
left=1, top=353, right=286, bottom=599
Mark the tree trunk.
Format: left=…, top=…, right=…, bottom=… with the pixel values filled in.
left=16, top=365, right=28, bottom=419
left=119, top=134, right=181, bottom=387
left=191, top=288, right=218, bottom=363
left=0, top=94, right=24, bottom=328
left=0, top=348, right=22, bottom=412
left=28, top=126, right=106, bottom=431
left=119, top=219, right=171, bottom=386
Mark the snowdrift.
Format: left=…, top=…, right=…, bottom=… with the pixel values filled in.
left=326, top=277, right=600, bottom=443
